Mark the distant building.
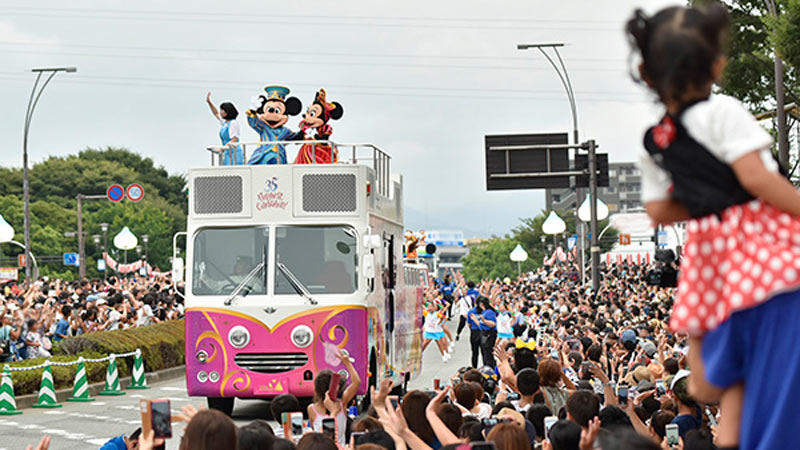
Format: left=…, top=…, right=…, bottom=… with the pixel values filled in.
left=545, top=162, right=642, bottom=214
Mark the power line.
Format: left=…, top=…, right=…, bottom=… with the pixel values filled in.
left=0, top=41, right=627, bottom=64
left=0, top=71, right=642, bottom=97
left=0, top=74, right=649, bottom=103
left=0, top=48, right=626, bottom=73
left=0, top=5, right=622, bottom=25
left=0, top=8, right=622, bottom=31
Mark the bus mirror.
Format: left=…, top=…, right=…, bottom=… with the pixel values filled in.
left=172, top=257, right=185, bottom=282
left=362, top=254, right=375, bottom=279
left=363, top=234, right=382, bottom=249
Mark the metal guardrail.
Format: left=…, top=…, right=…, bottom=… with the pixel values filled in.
left=206, top=141, right=393, bottom=197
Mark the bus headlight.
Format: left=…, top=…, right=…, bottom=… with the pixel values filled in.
left=291, top=325, right=313, bottom=348
left=229, top=326, right=250, bottom=349
left=209, top=371, right=220, bottom=383
left=197, top=371, right=208, bottom=383
left=196, top=350, right=208, bottom=363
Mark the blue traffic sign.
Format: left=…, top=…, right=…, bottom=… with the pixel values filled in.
left=107, top=184, right=125, bottom=202
left=63, top=252, right=79, bottom=267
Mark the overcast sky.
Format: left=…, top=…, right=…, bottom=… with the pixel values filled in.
left=0, top=0, right=676, bottom=238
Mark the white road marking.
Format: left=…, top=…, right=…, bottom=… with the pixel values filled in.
left=160, top=387, right=185, bottom=391
left=18, top=424, right=43, bottom=430
left=43, top=411, right=65, bottom=415
left=86, top=438, right=109, bottom=445
left=88, top=401, right=107, bottom=406
left=0, top=420, right=19, bottom=426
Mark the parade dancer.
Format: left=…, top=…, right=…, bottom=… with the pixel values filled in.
left=422, top=303, right=451, bottom=362
left=630, top=4, right=800, bottom=448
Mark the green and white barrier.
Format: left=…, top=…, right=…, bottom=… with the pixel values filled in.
left=1, top=349, right=142, bottom=412
left=0, top=366, right=21, bottom=415
left=67, top=358, right=94, bottom=402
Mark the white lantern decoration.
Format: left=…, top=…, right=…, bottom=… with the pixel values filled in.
left=578, top=196, right=609, bottom=222
left=0, top=214, right=14, bottom=243
left=542, top=211, right=567, bottom=235
left=113, top=226, right=138, bottom=250
left=510, top=244, right=528, bottom=262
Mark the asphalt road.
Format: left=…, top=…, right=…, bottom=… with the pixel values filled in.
left=2, top=319, right=473, bottom=450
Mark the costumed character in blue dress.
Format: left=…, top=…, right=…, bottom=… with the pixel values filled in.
left=246, top=85, right=302, bottom=165
left=206, top=92, right=243, bottom=165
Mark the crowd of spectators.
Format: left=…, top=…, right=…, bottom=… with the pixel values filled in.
left=0, top=274, right=184, bottom=362
left=108, top=261, right=720, bottom=450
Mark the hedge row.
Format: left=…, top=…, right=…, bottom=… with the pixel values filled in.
left=6, top=320, right=185, bottom=397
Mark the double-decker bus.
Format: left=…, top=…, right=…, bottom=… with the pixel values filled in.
left=178, top=142, right=425, bottom=414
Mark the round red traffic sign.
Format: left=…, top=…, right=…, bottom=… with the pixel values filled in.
left=107, top=184, right=125, bottom=202
left=126, top=184, right=144, bottom=202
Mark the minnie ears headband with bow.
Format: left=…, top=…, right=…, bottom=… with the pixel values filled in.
left=515, top=338, right=536, bottom=351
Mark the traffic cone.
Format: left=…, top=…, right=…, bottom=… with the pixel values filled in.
left=67, top=358, right=94, bottom=402
left=127, top=349, right=148, bottom=390
left=0, top=365, right=22, bottom=415
left=31, top=361, right=61, bottom=408
left=99, top=354, right=125, bottom=396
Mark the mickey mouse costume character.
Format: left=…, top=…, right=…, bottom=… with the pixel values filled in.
left=246, top=85, right=302, bottom=165
left=294, top=89, right=344, bottom=164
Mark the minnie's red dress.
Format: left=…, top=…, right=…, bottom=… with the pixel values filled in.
left=293, top=124, right=338, bottom=164
left=640, top=95, right=799, bottom=337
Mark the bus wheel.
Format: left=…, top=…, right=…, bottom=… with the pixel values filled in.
left=207, top=397, right=234, bottom=416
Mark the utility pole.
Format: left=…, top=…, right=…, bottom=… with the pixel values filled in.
left=588, top=140, right=600, bottom=292
left=76, top=194, right=108, bottom=279
left=765, top=0, right=790, bottom=169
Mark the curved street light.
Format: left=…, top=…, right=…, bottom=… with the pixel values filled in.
left=22, top=66, right=77, bottom=280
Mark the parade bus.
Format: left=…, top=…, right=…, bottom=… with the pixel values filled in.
left=176, top=142, right=425, bottom=414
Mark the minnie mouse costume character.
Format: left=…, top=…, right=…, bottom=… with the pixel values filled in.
left=246, top=85, right=302, bottom=165
left=294, top=89, right=344, bottom=164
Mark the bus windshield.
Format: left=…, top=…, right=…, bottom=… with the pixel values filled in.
left=192, top=227, right=269, bottom=296
left=275, top=225, right=358, bottom=295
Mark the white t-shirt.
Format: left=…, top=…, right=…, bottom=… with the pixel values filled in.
left=136, top=305, right=154, bottom=327
left=106, top=309, right=122, bottom=331
left=423, top=311, right=443, bottom=333
left=496, top=312, right=514, bottom=335
left=219, top=118, right=240, bottom=140
left=639, top=94, right=775, bottom=204
left=456, top=296, right=472, bottom=317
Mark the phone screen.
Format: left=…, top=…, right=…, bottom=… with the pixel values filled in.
left=151, top=400, right=172, bottom=438
left=321, top=418, right=336, bottom=441
left=656, top=380, right=666, bottom=397
left=291, top=412, right=304, bottom=436
left=617, top=385, right=629, bottom=406
left=388, top=395, right=399, bottom=409
left=544, top=416, right=558, bottom=439
left=665, top=424, right=679, bottom=446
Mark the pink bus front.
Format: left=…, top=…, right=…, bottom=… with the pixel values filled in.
left=181, top=145, right=423, bottom=413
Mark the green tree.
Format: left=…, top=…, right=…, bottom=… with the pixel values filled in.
left=0, top=148, right=187, bottom=280
left=462, top=238, right=538, bottom=281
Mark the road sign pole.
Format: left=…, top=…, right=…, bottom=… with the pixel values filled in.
left=588, top=140, right=600, bottom=293
left=77, top=195, right=84, bottom=279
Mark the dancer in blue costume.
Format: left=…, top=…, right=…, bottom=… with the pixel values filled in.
left=246, top=85, right=303, bottom=165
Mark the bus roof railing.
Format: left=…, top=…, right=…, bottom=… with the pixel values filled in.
left=206, top=141, right=393, bottom=197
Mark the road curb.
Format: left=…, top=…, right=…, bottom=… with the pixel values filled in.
left=15, top=365, right=186, bottom=410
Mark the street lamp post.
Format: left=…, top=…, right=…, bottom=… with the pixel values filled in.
left=100, top=223, right=109, bottom=282
left=142, top=234, right=149, bottom=266
left=517, top=43, right=587, bottom=283
left=22, top=66, right=76, bottom=281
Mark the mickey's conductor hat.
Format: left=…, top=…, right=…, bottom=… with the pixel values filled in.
left=264, top=85, right=291, bottom=102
